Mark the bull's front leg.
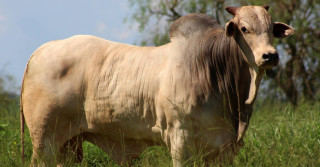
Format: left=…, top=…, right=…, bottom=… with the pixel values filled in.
left=169, top=124, right=196, bottom=167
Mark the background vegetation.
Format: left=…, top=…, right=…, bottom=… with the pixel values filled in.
left=0, top=0, right=319, bottom=166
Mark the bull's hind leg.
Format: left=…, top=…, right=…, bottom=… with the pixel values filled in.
left=58, top=135, right=84, bottom=165
left=26, top=107, right=85, bottom=166
left=30, top=127, right=84, bottom=167
left=30, top=134, right=60, bottom=167
left=30, top=135, right=83, bottom=167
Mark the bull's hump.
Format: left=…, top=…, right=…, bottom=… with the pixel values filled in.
left=169, top=13, right=223, bottom=39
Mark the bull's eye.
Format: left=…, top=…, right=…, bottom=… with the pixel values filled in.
left=241, top=27, right=249, bottom=33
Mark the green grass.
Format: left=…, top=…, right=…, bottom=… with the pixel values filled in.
left=233, top=102, right=320, bottom=166
left=0, top=98, right=319, bottom=166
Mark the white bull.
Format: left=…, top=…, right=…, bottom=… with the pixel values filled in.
left=21, top=5, right=294, bottom=166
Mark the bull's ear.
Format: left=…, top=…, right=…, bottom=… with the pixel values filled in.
left=273, top=22, right=295, bottom=38
left=225, top=21, right=237, bottom=37
left=225, top=7, right=240, bottom=16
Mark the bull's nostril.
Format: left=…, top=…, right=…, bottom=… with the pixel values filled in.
left=263, top=54, right=270, bottom=60
left=274, top=53, right=279, bottom=60
left=263, top=52, right=279, bottom=65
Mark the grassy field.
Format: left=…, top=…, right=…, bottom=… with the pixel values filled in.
left=0, top=97, right=319, bottom=166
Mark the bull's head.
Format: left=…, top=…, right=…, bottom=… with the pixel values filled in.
left=224, top=6, right=294, bottom=105
left=225, top=6, right=294, bottom=70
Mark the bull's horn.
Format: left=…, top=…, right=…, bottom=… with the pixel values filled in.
left=225, top=6, right=240, bottom=16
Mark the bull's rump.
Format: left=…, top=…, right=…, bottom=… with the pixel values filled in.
left=22, top=35, right=165, bottom=143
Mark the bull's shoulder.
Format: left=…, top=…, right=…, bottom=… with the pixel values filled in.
left=169, top=13, right=223, bottom=39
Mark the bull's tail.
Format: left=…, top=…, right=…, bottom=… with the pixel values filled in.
left=20, top=92, right=25, bottom=164
left=20, top=58, right=30, bottom=165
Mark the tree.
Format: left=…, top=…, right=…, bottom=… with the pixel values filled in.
left=127, top=0, right=229, bottom=46
left=126, top=0, right=320, bottom=105
left=0, top=70, right=18, bottom=102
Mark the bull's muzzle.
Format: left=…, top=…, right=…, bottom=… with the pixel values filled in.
left=262, top=52, right=279, bottom=66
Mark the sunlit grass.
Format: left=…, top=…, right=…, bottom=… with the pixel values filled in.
left=233, top=102, right=320, bottom=166
left=0, top=98, right=319, bottom=166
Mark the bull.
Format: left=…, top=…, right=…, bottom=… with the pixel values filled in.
left=20, top=5, right=294, bottom=166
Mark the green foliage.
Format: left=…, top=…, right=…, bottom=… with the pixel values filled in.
left=133, top=146, right=172, bottom=167
left=81, top=142, right=119, bottom=167
left=0, top=98, right=30, bottom=167
left=233, top=102, right=320, bottom=166
left=0, top=99, right=319, bottom=166
left=126, top=0, right=230, bottom=46
left=0, top=71, right=18, bottom=96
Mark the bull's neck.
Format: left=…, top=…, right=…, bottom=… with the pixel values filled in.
left=187, top=29, right=245, bottom=99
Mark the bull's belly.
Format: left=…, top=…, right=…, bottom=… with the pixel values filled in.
left=82, top=92, right=237, bottom=152
left=83, top=103, right=163, bottom=144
